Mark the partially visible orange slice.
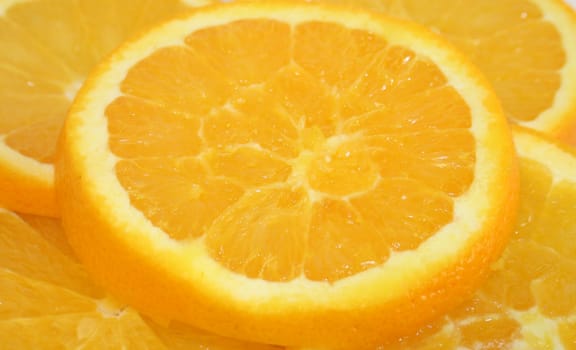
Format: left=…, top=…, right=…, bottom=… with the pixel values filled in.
left=56, top=2, right=518, bottom=348
left=394, top=127, right=576, bottom=349
left=0, top=0, right=212, bottom=216
left=296, top=0, right=576, bottom=139
left=0, top=209, right=282, bottom=349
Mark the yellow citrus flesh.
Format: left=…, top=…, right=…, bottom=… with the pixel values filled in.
left=0, top=0, right=213, bottom=216
left=558, top=116, right=576, bottom=148
left=291, top=0, right=576, bottom=139
left=0, top=209, right=282, bottom=349
left=296, top=127, right=576, bottom=349
left=57, top=2, right=518, bottom=347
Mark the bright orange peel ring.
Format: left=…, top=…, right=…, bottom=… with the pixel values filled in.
left=56, top=2, right=519, bottom=348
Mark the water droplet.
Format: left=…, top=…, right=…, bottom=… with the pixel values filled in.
left=360, top=260, right=377, bottom=268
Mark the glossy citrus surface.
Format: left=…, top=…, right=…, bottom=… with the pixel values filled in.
left=57, top=3, right=517, bottom=347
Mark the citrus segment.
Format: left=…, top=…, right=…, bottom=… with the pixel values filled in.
left=349, top=178, right=454, bottom=251
left=297, top=0, right=576, bottom=139
left=120, top=45, right=233, bottom=117
left=0, top=209, right=101, bottom=297
left=0, top=311, right=167, bottom=350
left=341, top=86, right=471, bottom=135
left=57, top=3, right=517, bottom=347
left=559, top=320, right=576, bottom=349
left=206, top=186, right=310, bottom=281
left=0, top=268, right=96, bottom=320
left=291, top=21, right=387, bottom=89
left=305, top=199, right=390, bottom=281
left=116, top=157, right=246, bottom=241
left=530, top=179, right=576, bottom=259
left=17, top=213, right=77, bottom=258
left=150, top=320, right=284, bottom=350
left=185, top=19, right=292, bottom=85
left=106, top=96, right=205, bottom=158
left=0, top=0, right=211, bottom=216
left=558, top=122, right=576, bottom=148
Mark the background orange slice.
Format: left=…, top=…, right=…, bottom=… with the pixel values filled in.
left=0, top=0, right=214, bottom=216
left=383, top=127, right=576, bottom=349
left=0, top=209, right=282, bottom=349
left=285, top=0, right=576, bottom=141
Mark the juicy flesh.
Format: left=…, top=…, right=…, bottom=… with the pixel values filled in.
left=0, top=0, right=191, bottom=163
left=2, top=141, right=575, bottom=347
left=385, top=156, right=576, bottom=349
left=109, top=19, right=475, bottom=282
left=320, top=0, right=566, bottom=123
left=0, top=210, right=280, bottom=349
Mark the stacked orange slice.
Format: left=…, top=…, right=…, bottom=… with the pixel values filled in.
left=0, top=210, right=281, bottom=349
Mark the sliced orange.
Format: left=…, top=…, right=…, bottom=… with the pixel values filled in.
left=56, top=2, right=518, bottom=348
left=0, top=0, right=213, bottom=216
left=297, top=127, right=576, bottom=349
left=294, top=0, right=576, bottom=140
left=0, top=209, right=281, bottom=349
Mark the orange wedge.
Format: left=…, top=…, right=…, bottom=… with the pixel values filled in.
left=294, top=0, right=576, bottom=140
left=0, top=0, right=212, bottom=216
left=56, top=2, right=518, bottom=348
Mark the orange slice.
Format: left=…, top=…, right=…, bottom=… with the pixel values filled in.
left=56, top=2, right=518, bottom=348
left=295, top=0, right=576, bottom=140
left=0, top=209, right=281, bottom=349
left=0, top=0, right=213, bottom=216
